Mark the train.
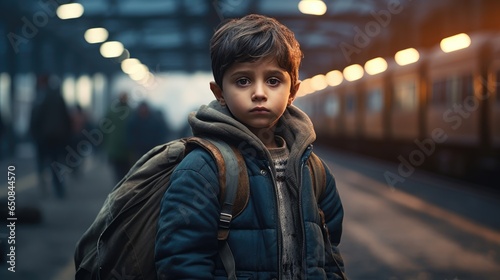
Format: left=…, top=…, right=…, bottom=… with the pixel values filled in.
left=296, top=32, right=500, bottom=189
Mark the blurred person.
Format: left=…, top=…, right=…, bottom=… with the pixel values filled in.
left=127, top=101, right=170, bottom=163
left=69, top=104, right=93, bottom=177
left=155, top=14, right=347, bottom=279
left=103, top=92, right=133, bottom=183
left=30, top=74, right=72, bottom=199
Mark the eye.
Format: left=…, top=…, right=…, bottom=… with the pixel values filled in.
left=267, top=77, right=281, bottom=86
left=236, top=78, right=251, bottom=87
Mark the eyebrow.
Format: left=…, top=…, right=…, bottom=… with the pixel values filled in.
left=228, top=69, right=287, bottom=79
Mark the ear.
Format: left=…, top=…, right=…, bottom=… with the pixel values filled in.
left=288, top=81, right=300, bottom=105
left=210, top=81, right=225, bottom=106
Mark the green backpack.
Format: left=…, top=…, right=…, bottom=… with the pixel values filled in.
left=74, top=136, right=326, bottom=280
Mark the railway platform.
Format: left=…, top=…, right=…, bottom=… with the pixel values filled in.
left=0, top=142, right=498, bottom=280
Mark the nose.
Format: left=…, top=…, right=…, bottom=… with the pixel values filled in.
left=252, top=81, right=267, bottom=101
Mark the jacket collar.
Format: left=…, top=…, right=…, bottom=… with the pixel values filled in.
left=189, top=100, right=316, bottom=160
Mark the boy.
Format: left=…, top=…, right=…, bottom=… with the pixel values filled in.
left=155, top=14, right=347, bottom=279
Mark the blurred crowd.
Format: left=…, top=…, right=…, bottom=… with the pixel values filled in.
left=15, top=74, right=187, bottom=199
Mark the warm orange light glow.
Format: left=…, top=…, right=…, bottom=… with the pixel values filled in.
left=326, top=70, right=343, bottom=86
left=364, top=57, right=388, bottom=75
left=310, top=74, right=328, bottom=91
left=297, top=78, right=314, bottom=97
left=343, top=64, right=364, bottom=81
left=395, top=48, right=420, bottom=66
left=440, top=33, right=471, bottom=53
left=298, top=0, right=327, bottom=16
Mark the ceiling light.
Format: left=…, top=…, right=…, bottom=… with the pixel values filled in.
left=394, top=48, right=420, bottom=66
left=84, top=28, right=108, bottom=44
left=440, top=33, right=471, bottom=53
left=326, top=70, right=343, bottom=86
left=298, top=0, right=327, bottom=16
left=296, top=78, right=313, bottom=97
left=364, top=57, right=388, bottom=75
left=121, top=58, right=141, bottom=74
left=56, top=3, right=84, bottom=20
left=343, top=64, right=364, bottom=82
left=310, top=74, right=328, bottom=91
left=100, top=41, right=124, bottom=58
left=128, top=64, right=149, bottom=81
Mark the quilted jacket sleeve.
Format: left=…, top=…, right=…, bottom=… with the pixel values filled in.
left=155, top=149, right=221, bottom=280
left=319, top=162, right=347, bottom=280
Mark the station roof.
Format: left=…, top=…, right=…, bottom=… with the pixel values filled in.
left=1, top=0, right=498, bottom=78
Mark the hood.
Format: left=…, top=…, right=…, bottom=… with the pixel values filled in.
left=188, top=100, right=316, bottom=164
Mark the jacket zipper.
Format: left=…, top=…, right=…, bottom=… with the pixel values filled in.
left=267, top=163, right=283, bottom=280
left=298, top=146, right=312, bottom=279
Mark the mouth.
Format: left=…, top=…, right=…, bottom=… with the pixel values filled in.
left=250, top=106, right=270, bottom=112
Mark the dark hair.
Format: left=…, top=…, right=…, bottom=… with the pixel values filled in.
left=210, top=14, right=303, bottom=93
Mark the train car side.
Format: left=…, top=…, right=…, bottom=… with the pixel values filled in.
left=303, top=32, right=500, bottom=188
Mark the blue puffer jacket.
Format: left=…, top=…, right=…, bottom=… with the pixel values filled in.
left=155, top=101, right=346, bottom=279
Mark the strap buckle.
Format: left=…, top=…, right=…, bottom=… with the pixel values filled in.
left=219, top=212, right=232, bottom=229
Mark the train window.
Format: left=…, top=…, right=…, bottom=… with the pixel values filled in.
left=432, top=75, right=474, bottom=107
left=394, top=80, right=417, bottom=111
left=346, top=94, right=356, bottom=113
left=431, top=79, right=446, bottom=106
left=446, top=74, right=473, bottom=105
left=324, top=94, right=340, bottom=117
left=449, top=74, right=473, bottom=104
left=366, top=88, right=383, bottom=113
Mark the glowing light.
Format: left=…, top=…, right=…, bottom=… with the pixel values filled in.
left=129, top=64, right=149, bottom=81
left=364, top=57, right=388, bottom=75
left=395, top=48, right=420, bottom=66
left=325, top=70, right=343, bottom=86
left=298, top=0, right=327, bottom=16
left=310, top=74, right=328, bottom=91
left=343, top=64, right=364, bottom=82
left=100, top=41, right=124, bottom=58
left=296, top=78, right=314, bottom=97
left=56, top=3, right=84, bottom=20
left=84, top=28, right=108, bottom=44
left=440, top=33, right=471, bottom=53
left=121, top=58, right=141, bottom=74
left=0, top=73, right=11, bottom=122
left=62, top=76, right=76, bottom=105
left=138, top=72, right=156, bottom=88
left=76, top=75, right=92, bottom=108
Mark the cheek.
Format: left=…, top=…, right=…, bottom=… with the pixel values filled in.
left=223, top=94, right=244, bottom=113
left=228, top=98, right=247, bottom=114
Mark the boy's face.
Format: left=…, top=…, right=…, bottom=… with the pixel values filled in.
left=210, top=57, right=299, bottom=136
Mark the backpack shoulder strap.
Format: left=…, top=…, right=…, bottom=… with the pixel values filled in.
left=307, top=152, right=347, bottom=279
left=308, top=151, right=327, bottom=203
left=187, top=137, right=248, bottom=280
left=186, top=137, right=249, bottom=230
